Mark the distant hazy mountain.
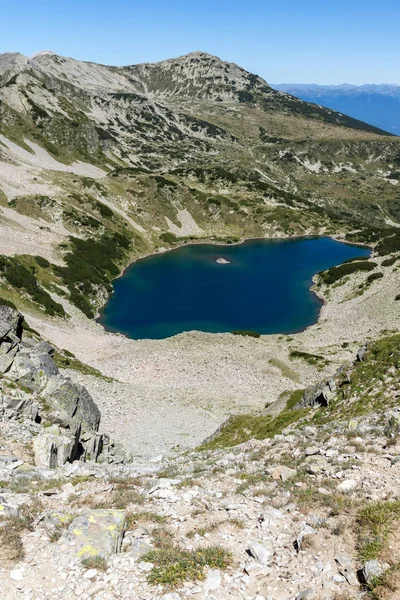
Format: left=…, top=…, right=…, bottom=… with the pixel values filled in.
left=272, top=83, right=400, bottom=135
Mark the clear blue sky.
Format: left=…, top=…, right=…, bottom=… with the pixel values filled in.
left=1, top=0, right=399, bottom=84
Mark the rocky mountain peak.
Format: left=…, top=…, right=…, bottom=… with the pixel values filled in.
left=30, top=50, right=56, bottom=59
left=124, top=50, right=271, bottom=101
left=0, top=52, right=30, bottom=78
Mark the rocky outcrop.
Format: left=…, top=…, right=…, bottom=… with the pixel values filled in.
left=296, top=363, right=353, bottom=409
left=0, top=305, right=23, bottom=342
left=42, top=377, right=101, bottom=432
left=0, top=306, right=130, bottom=467
left=0, top=305, right=23, bottom=375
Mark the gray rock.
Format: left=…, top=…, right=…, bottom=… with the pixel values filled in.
left=203, top=569, right=221, bottom=594
left=129, top=539, right=152, bottom=560
left=360, top=559, right=385, bottom=584
left=357, top=345, right=368, bottom=362
left=305, top=446, right=320, bottom=456
left=296, top=590, right=315, bottom=600
left=32, top=430, right=78, bottom=468
left=10, top=351, right=59, bottom=391
left=42, top=376, right=101, bottom=432
left=271, top=465, right=297, bottom=482
left=247, top=542, right=273, bottom=565
left=65, top=509, right=126, bottom=559
left=299, top=380, right=335, bottom=408
left=0, top=497, right=20, bottom=518
left=0, top=306, right=23, bottom=342
left=335, top=554, right=359, bottom=586
left=337, top=479, right=357, bottom=493
left=0, top=345, right=19, bottom=375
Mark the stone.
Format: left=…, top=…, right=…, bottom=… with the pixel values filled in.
left=296, top=590, right=315, bottom=600
left=335, top=553, right=359, bottom=586
left=299, top=379, right=335, bottom=409
left=337, top=479, right=357, bottom=493
left=295, top=524, right=317, bottom=551
left=65, top=509, right=125, bottom=559
left=0, top=499, right=20, bottom=518
left=247, top=542, right=273, bottom=565
left=203, top=569, right=221, bottom=594
left=138, top=561, right=154, bottom=571
left=360, top=559, right=385, bottom=584
left=129, top=539, right=152, bottom=560
left=0, top=305, right=23, bottom=342
left=0, top=345, right=18, bottom=375
left=83, top=569, right=97, bottom=579
left=305, top=446, right=320, bottom=456
left=357, top=345, right=367, bottom=362
left=271, top=465, right=297, bottom=482
left=10, top=568, right=24, bottom=582
left=306, top=463, right=322, bottom=475
left=42, top=377, right=101, bottom=432
left=10, top=350, right=59, bottom=391
left=161, top=593, right=181, bottom=600
left=33, top=431, right=76, bottom=468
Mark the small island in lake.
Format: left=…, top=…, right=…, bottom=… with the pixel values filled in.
left=216, top=257, right=231, bottom=264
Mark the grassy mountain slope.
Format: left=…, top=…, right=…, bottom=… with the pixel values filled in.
left=0, top=50, right=399, bottom=319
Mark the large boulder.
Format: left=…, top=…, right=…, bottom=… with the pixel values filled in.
left=1, top=396, right=40, bottom=421
left=0, top=306, right=23, bottom=375
left=298, top=379, right=336, bottom=409
left=0, top=305, right=23, bottom=343
left=32, top=427, right=79, bottom=468
left=9, top=350, right=59, bottom=391
left=0, top=345, right=19, bottom=375
left=42, top=376, right=101, bottom=432
left=65, top=509, right=126, bottom=559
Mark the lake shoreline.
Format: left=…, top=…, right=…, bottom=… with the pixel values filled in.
left=25, top=239, right=398, bottom=462
left=97, top=234, right=371, bottom=340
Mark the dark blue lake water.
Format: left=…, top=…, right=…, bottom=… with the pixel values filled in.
left=99, top=237, right=369, bottom=340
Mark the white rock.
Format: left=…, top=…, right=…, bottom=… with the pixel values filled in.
left=247, top=542, right=273, bottom=565
left=83, top=569, right=97, bottom=579
left=337, top=479, right=357, bottom=492
left=138, top=561, right=154, bottom=572
left=10, top=568, right=24, bottom=582
left=203, top=569, right=221, bottom=595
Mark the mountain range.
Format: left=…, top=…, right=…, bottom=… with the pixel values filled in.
left=0, top=50, right=400, bottom=600
left=273, top=83, right=400, bottom=135
left=0, top=50, right=399, bottom=320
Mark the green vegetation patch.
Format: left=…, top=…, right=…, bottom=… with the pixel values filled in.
left=319, top=260, right=376, bottom=285
left=232, top=330, right=261, bottom=338
left=54, top=232, right=131, bottom=318
left=201, top=390, right=307, bottom=450
left=289, top=349, right=328, bottom=366
left=357, top=500, right=400, bottom=563
left=143, top=529, right=231, bottom=588
left=53, top=349, right=113, bottom=381
left=366, top=272, right=383, bottom=284
left=159, top=232, right=178, bottom=244
left=382, top=256, right=398, bottom=267
left=313, top=334, right=400, bottom=422
left=0, top=256, right=65, bottom=317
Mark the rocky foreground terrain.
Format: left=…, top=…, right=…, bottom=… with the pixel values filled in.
left=0, top=49, right=399, bottom=599
left=1, top=304, right=399, bottom=600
